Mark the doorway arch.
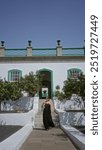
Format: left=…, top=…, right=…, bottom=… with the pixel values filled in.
left=38, top=68, right=53, bottom=99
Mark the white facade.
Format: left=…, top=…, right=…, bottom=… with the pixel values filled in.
left=0, top=61, right=84, bottom=91
left=0, top=41, right=85, bottom=98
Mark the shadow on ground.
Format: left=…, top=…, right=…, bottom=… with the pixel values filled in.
left=0, top=125, right=22, bottom=142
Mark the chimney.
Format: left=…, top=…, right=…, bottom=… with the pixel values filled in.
left=27, top=40, right=32, bottom=56
left=0, top=41, right=5, bottom=57
left=56, top=40, right=62, bottom=56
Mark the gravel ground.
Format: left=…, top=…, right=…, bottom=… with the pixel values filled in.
left=0, top=125, right=22, bottom=142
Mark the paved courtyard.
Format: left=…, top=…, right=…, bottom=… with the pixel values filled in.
left=20, top=127, right=77, bottom=150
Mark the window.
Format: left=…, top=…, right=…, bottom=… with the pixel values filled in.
left=67, top=68, right=82, bottom=79
left=8, top=69, right=22, bottom=82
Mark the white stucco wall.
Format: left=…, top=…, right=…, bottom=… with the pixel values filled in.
left=0, top=62, right=84, bottom=90
left=0, top=97, right=39, bottom=126
left=54, top=100, right=85, bottom=150
left=0, top=97, right=39, bottom=150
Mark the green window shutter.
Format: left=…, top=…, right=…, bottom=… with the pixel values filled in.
left=67, top=68, right=82, bottom=79
left=8, top=69, right=22, bottom=82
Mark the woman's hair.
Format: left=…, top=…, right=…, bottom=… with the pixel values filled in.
left=46, top=97, right=50, bottom=101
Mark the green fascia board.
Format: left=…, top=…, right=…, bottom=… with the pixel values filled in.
left=62, top=47, right=84, bottom=50
left=32, top=48, right=56, bottom=50
left=5, top=47, right=84, bottom=50
left=5, top=48, right=26, bottom=50
left=62, top=54, right=84, bottom=56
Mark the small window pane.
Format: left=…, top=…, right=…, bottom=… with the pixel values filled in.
left=8, top=70, right=22, bottom=82
left=68, top=68, right=82, bottom=79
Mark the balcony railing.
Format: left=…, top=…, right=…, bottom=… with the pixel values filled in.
left=4, top=47, right=84, bottom=57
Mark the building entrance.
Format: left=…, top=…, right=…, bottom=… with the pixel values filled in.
left=38, top=69, right=53, bottom=99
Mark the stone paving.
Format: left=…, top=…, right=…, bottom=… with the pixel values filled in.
left=20, top=127, right=77, bottom=150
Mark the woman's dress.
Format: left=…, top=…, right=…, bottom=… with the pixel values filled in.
left=43, top=103, right=55, bottom=130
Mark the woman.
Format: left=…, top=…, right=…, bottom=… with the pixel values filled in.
left=42, top=98, right=55, bottom=130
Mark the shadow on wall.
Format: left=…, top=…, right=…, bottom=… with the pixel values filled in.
left=59, top=111, right=85, bottom=126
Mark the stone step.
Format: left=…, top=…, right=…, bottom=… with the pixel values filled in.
left=34, top=99, right=59, bottom=128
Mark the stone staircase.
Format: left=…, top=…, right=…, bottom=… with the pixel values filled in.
left=20, top=99, right=77, bottom=150
left=34, top=99, right=59, bottom=129
left=34, top=99, right=43, bottom=129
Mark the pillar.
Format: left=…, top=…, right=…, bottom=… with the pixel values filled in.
left=56, top=40, right=62, bottom=56
left=27, top=40, right=32, bottom=56
left=0, top=41, right=5, bottom=57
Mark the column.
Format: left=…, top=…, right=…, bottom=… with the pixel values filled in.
left=27, top=40, right=32, bottom=56
left=0, top=41, right=5, bottom=57
left=56, top=40, right=62, bottom=56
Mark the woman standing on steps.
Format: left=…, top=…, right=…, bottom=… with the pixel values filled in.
left=42, top=98, right=55, bottom=130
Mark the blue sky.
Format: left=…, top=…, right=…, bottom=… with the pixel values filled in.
left=0, top=0, right=85, bottom=48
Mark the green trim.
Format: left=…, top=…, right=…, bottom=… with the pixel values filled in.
left=62, top=54, right=84, bottom=56
left=8, top=69, right=22, bottom=82
left=5, top=47, right=84, bottom=50
left=32, top=48, right=55, bottom=50
left=63, top=47, right=84, bottom=50
left=38, top=68, right=53, bottom=99
left=5, top=49, right=26, bottom=50
left=67, top=68, right=82, bottom=79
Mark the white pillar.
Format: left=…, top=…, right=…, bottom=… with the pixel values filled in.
left=27, top=41, right=32, bottom=56
left=0, top=41, right=5, bottom=57
left=56, top=40, right=62, bottom=56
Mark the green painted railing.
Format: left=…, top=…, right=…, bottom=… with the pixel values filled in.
left=5, top=47, right=84, bottom=57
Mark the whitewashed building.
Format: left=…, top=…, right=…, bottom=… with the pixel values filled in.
left=0, top=40, right=85, bottom=99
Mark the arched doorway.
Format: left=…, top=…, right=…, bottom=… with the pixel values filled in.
left=38, top=69, right=53, bottom=99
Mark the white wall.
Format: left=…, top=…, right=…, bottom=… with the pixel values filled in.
left=0, top=124, right=33, bottom=150
left=54, top=100, right=85, bottom=150
left=0, top=97, right=39, bottom=150
left=0, top=97, right=39, bottom=126
left=0, top=62, right=84, bottom=90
